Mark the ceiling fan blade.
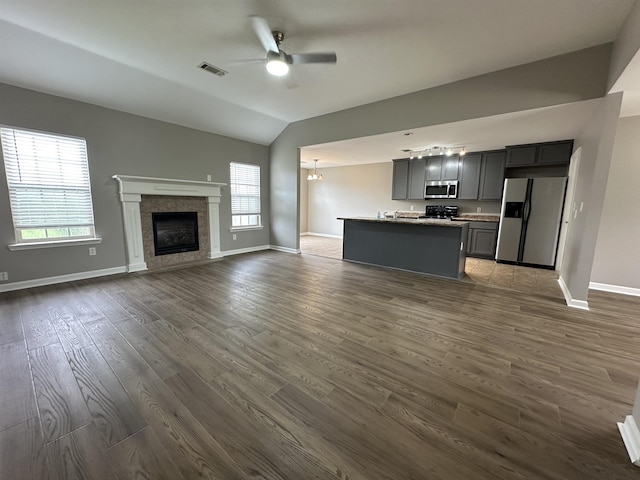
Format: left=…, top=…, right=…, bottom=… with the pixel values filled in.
left=227, top=59, right=265, bottom=66
left=250, top=16, right=278, bottom=53
left=289, top=52, right=337, bottom=64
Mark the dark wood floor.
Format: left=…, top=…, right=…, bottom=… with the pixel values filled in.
left=1, top=251, right=640, bottom=479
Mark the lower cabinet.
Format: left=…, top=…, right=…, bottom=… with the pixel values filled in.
left=466, top=221, right=498, bottom=259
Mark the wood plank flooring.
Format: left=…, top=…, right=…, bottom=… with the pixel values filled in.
left=1, top=250, right=640, bottom=479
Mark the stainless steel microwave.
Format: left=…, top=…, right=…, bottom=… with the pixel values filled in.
left=424, top=180, right=458, bottom=199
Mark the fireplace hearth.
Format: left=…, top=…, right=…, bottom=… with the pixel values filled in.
left=152, top=211, right=199, bottom=256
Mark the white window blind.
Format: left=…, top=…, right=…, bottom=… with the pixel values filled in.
left=230, top=162, right=261, bottom=227
left=1, top=127, right=96, bottom=243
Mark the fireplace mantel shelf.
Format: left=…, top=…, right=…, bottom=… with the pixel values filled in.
left=112, top=175, right=226, bottom=272
left=112, top=175, right=226, bottom=197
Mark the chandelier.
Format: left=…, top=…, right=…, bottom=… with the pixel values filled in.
left=307, top=159, right=323, bottom=181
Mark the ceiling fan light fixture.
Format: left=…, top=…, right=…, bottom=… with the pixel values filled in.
left=266, top=51, right=289, bottom=76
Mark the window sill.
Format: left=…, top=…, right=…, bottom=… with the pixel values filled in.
left=8, top=237, right=103, bottom=251
left=229, top=226, right=264, bottom=232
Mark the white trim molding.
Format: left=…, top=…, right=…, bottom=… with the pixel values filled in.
left=8, top=237, right=102, bottom=251
left=223, top=245, right=271, bottom=257
left=0, top=266, right=127, bottom=293
left=590, top=282, right=640, bottom=297
left=557, top=276, right=590, bottom=310
left=270, top=245, right=301, bottom=254
left=112, top=175, right=226, bottom=271
left=305, top=232, right=343, bottom=239
left=618, top=415, right=640, bottom=467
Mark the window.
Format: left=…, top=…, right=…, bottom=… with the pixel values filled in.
left=1, top=127, right=97, bottom=244
left=230, top=162, right=261, bottom=228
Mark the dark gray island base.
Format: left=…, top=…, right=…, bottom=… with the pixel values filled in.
left=339, top=217, right=469, bottom=280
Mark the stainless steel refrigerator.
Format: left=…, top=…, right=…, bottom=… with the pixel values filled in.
left=496, top=177, right=567, bottom=268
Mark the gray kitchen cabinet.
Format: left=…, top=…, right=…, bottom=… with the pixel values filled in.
left=408, top=158, right=426, bottom=200
left=537, top=142, right=573, bottom=165
left=478, top=151, right=506, bottom=201
left=505, top=140, right=573, bottom=167
left=442, top=156, right=460, bottom=180
left=466, top=221, right=498, bottom=259
left=457, top=154, right=481, bottom=200
left=426, top=157, right=443, bottom=181
left=426, top=156, right=459, bottom=181
left=392, top=159, right=409, bottom=200
left=505, top=146, right=536, bottom=167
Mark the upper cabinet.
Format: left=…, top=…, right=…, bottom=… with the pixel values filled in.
left=537, top=142, right=574, bottom=165
left=458, top=151, right=505, bottom=201
left=392, top=157, right=427, bottom=200
left=458, top=154, right=481, bottom=200
left=391, top=140, right=568, bottom=201
left=408, top=158, right=427, bottom=200
left=505, top=140, right=573, bottom=167
left=392, top=159, right=409, bottom=200
left=427, top=156, right=460, bottom=181
left=478, top=151, right=506, bottom=201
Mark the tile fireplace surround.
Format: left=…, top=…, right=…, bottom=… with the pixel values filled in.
left=112, top=175, right=225, bottom=272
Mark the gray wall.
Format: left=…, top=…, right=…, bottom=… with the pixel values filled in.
left=559, top=93, right=623, bottom=302
left=270, top=44, right=612, bottom=250
left=608, top=0, right=640, bottom=89
left=0, top=83, right=270, bottom=284
left=299, top=168, right=309, bottom=234
left=591, top=115, right=640, bottom=290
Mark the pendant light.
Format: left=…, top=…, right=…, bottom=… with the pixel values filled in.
left=307, top=159, right=323, bottom=181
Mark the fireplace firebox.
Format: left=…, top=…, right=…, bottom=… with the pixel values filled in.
left=152, top=212, right=199, bottom=256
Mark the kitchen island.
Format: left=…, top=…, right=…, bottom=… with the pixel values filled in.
left=338, top=217, right=469, bottom=280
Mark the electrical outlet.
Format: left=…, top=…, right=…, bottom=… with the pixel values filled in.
left=89, top=247, right=96, bottom=256
left=232, top=234, right=237, bottom=240
left=0, top=271, right=8, bottom=281
left=476, top=207, right=482, bottom=213
left=410, top=205, right=414, bottom=211
left=207, top=174, right=212, bottom=182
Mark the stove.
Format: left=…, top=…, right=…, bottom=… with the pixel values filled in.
left=423, top=205, right=458, bottom=219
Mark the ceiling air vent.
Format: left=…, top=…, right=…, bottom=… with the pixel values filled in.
left=198, top=62, right=228, bottom=77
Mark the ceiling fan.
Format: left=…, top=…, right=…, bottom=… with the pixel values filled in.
left=249, top=16, right=337, bottom=76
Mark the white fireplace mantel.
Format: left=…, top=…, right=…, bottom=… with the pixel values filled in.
left=112, top=175, right=226, bottom=272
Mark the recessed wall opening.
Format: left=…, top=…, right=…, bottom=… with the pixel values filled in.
left=152, top=211, right=199, bottom=256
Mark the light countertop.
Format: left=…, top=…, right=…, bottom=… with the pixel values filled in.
left=338, top=217, right=469, bottom=227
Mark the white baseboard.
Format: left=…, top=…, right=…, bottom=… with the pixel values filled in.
left=305, top=232, right=343, bottom=239
left=618, top=415, right=640, bottom=467
left=222, top=245, right=270, bottom=257
left=300, top=232, right=310, bottom=236
left=0, top=266, right=128, bottom=293
left=557, top=276, right=590, bottom=310
left=589, top=282, right=640, bottom=297
left=269, top=245, right=301, bottom=254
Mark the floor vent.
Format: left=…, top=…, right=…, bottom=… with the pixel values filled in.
left=198, top=62, right=228, bottom=77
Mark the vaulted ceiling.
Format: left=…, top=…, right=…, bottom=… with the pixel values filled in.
left=0, top=0, right=635, bottom=148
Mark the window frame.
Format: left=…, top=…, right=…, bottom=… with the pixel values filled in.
left=1, top=125, right=100, bottom=248
left=229, top=161, right=263, bottom=231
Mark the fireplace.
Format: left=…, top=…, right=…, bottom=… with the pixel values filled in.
left=152, top=212, right=199, bottom=256
left=112, top=175, right=224, bottom=272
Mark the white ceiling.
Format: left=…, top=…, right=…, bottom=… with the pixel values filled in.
left=0, top=0, right=635, bottom=147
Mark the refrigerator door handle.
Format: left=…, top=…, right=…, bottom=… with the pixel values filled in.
left=518, top=179, right=534, bottom=262
left=523, top=198, right=531, bottom=223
